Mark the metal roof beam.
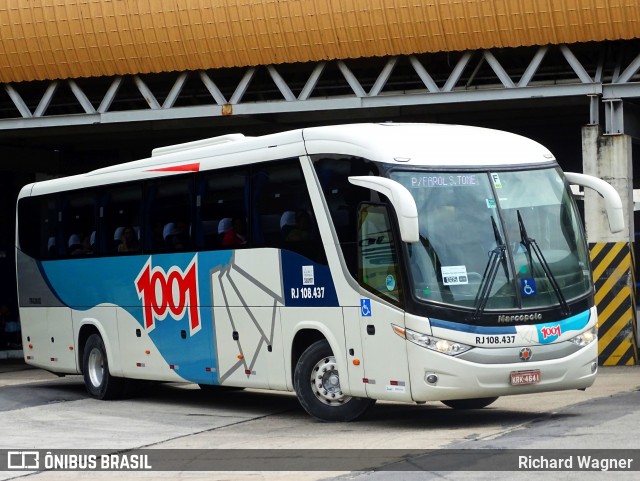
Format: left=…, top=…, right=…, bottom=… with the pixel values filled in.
left=603, top=83, right=640, bottom=99
left=68, top=79, right=96, bottom=114
left=133, top=75, right=161, bottom=110
left=337, top=61, right=366, bottom=98
left=0, top=83, right=604, bottom=131
left=443, top=52, right=472, bottom=92
left=518, top=46, right=548, bottom=87
left=298, top=62, right=326, bottom=101
left=3, top=84, right=32, bottom=118
left=267, top=65, right=296, bottom=101
left=616, top=52, right=640, bottom=84
left=229, top=67, right=256, bottom=104
left=33, top=81, right=58, bottom=117
left=163, top=72, right=189, bottom=109
left=98, top=76, right=122, bottom=113
left=1, top=41, right=639, bottom=131
left=483, top=51, right=515, bottom=88
left=369, top=57, right=398, bottom=96
left=560, top=44, right=593, bottom=84
left=408, top=55, right=439, bottom=93
left=199, top=71, right=227, bottom=105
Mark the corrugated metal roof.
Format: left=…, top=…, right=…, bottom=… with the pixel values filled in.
left=0, top=0, right=638, bottom=83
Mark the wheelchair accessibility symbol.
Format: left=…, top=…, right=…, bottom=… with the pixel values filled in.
left=520, top=278, right=537, bottom=297
left=360, top=298, right=372, bottom=317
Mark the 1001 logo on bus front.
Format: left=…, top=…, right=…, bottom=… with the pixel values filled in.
left=134, top=256, right=201, bottom=336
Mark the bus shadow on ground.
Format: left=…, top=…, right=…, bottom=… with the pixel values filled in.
left=128, top=380, right=575, bottom=429
left=7, top=376, right=577, bottom=430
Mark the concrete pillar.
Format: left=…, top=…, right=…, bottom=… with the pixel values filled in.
left=582, top=125, right=638, bottom=365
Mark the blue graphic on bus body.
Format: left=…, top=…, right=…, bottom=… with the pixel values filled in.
left=536, top=310, right=591, bottom=344
left=40, top=251, right=233, bottom=384
left=38, top=248, right=339, bottom=385
left=431, top=309, right=591, bottom=345
left=281, top=250, right=338, bottom=307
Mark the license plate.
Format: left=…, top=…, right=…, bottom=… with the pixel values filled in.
left=510, top=370, right=541, bottom=386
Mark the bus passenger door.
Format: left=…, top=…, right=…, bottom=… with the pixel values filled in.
left=344, top=302, right=411, bottom=402
left=354, top=203, right=412, bottom=402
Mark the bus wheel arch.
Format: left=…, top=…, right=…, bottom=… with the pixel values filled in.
left=81, top=332, right=124, bottom=400
left=291, top=328, right=327, bottom=382
left=77, top=323, right=101, bottom=371
left=293, top=338, right=375, bottom=422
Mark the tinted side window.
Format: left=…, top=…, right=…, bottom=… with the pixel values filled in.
left=18, top=196, right=54, bottom=259
left=312, top=155, right=381, bottom=277
left=196, top=167, right=248, bottom=250
left=145, top=175, right=193, bottom=253
left=100, top=183, right=143, bottom=255
left=254, top=158, right=326, bottom=264
left=358, top=203, right=403, bottom=305
left=62, top=190, right=96, bottom=257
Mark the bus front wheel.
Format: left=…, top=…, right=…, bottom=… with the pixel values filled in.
left=294, top=339, right=374, bottom=422
left=82, top=334, right=124, bottom=400
left=441, top=397, right=498, bottom=409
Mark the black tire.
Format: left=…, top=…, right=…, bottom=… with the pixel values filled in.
left=82, top=333, right=124, bottom=400
left=293, top=339, right=375, bottom=422
left=441, top=397, right=498, bottom=409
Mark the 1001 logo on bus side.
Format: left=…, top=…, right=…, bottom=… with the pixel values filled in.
left=134, top=256, right=201, bottom=336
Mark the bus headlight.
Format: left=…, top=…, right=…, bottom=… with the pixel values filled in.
left=393, top=325, right=472, bottom=356
left=568, top=326, right=598, bottom=347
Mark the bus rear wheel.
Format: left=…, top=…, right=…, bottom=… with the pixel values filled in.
left=294, top=340, right=374, bottom=422
left=82, top=333, right=124, bottom=400
left=441, top=397, right=498, bottom=409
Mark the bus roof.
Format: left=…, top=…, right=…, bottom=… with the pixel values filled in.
left=21, top=123, right=556, bottom=197
left=302, top=123, right=555, bottom=167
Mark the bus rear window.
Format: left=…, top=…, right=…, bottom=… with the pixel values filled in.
left=17, top=197, right=38, bottom=258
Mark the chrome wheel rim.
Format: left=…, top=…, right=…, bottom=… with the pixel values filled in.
left=87, top=347, right=104, bottom=388
left=310, top=355, right=351, bottom=406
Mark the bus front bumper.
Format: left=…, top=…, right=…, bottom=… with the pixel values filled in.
left=407, top=339, right=598, bottom=403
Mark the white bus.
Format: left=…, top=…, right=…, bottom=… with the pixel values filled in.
left=15, top=123, right=623, bottom=421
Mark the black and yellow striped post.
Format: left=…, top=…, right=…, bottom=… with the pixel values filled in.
left=589, top=242, right=638, bottom=365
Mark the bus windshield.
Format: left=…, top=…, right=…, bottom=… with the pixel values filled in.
left=390, top=167, right=591, bottom=313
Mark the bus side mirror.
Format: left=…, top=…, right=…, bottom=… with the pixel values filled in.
left=348, top=176, right=419, bottom=243
left=564, top=172, right=625, bottom=234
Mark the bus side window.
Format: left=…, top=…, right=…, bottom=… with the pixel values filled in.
left=254, top=158, right=327, bottom=264
left=17, top=196, right=51, bottom=260
left=146, top=175, right=193, bottom=253
left=100, top=183, right=143, bottom=256
left=357, top=203, right=403, bottom=306
left=62, top=190, right=97, bottom=257
left=196, top=167, right=248, bottom=251
left=312, top=155, right=381, bottom=278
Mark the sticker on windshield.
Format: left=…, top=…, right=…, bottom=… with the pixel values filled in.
left=442, top=265, right=469, bottom=285
left=521, top=278, right=537, bottom=297
left=491, top=173, right=503, bottom=188
left=386, top=274, right=396, bottom=291
left=486, top=198, right=496, bottom=208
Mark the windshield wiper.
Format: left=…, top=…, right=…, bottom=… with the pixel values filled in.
left=472, top=217, right=508, bottom=321
left=517, top=211, right=570, bottom=316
